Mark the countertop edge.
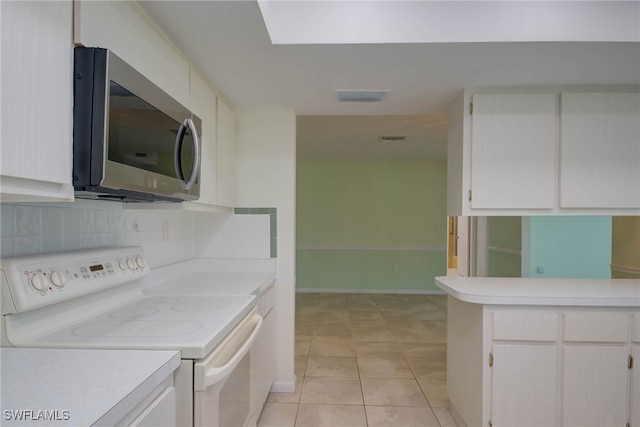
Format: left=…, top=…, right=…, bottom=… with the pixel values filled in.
left=434, top=276, right=640, bottom=307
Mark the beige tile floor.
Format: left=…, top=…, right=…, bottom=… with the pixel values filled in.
left=257, top=293, right=457, bottom=427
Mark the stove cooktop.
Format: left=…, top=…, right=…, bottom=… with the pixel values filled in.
left=24, top=295, right=255, bottom=359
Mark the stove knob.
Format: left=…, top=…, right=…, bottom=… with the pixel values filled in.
left=126, top=258, right=136, bottom=270
left=135, top=255, right=145, bottom=268
left=30, top=273, right=48, bottom=292
left=118, top=261, right=127, bottom=271
left=50, top=270, right=65, bottom=288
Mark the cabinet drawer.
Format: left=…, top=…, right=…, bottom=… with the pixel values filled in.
left=493, top=312, right=558, bottom=341
left=633, top=315, right=640, bottom=343
left=564, top=312, right=629, bottom=342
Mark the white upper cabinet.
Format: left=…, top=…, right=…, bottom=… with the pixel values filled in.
left=74, top=1, right=190, bottom=108
left=447, top=88, right=640, bottom=216
left=188, top=70, right=217, bottom=207
left=216, top=98, right=237, bottom=208
left=560, top=92, right=640, bottom=209
left=1, top=1, right=75, bottom=202
left=470, top=93, right=557, bottom=209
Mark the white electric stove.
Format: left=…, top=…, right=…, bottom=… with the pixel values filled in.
left=0, top=247, right=254, bottom=359
left=1, top=247, right=263, bottom=427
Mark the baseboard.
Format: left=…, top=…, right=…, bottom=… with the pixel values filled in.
left=448, top=400, right=466, bottom=427
left=270, top=378, right=297, bottom=393
left=296, top=288, right=446, bottom=295
left=610, top=263, right=640, bottom=276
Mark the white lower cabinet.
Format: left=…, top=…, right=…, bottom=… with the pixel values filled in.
left=129, top=386, right=176, bottom=427
left=449, top=304, right=638, bottom=427
left=263, top=306, right=276, bottom=401
left=632, top=315, right=640, bottom=427
left=253, top=285, right=276, bottom=424
left=561, top=346, right=630, bottom=427
left=632, top=346, right=640, bottom=427
left=491, top=344, right=558, bottom=426
left=487, top=310, right=637, bottom=427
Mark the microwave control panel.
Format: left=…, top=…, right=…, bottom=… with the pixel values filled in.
left=0, top=247, right=149, bottom=314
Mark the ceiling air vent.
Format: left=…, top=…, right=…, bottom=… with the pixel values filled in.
left=336, top=90, right=389, bottom=102
left=380, top=135, right=408, bottom=142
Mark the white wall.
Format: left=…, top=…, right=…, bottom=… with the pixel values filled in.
left=196, top=212, right=272, bottom=259
left=235, top=109, right=297, bottom=391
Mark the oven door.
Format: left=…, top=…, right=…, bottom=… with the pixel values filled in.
left=193, top=308, right=263, bottom=427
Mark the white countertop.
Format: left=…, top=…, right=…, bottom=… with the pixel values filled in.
left=141, top=258, right=276, bottom=297
left=435, top=276, right=640, bottom=307
left=1, top=348, right=180, bottom=426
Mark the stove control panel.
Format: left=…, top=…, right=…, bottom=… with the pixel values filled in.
left=1, top=247, right=149, bottom=314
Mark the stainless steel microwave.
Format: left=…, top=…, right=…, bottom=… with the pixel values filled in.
left=73, top=47, right=201, bottom=202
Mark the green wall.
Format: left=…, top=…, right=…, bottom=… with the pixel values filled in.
left=487, top=216, right=522, bottom=277
left=523, top=216, right=612, bottom=278
left=296, top=160, right=447, bottom=292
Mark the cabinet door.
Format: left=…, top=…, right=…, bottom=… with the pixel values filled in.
left=562, top=346, right=630, bottom=427
left=263, top=310, right=276, bottom=401
left=491, top=344, right=558, bottom=426
left=129, top=387, right=176, bottom=427
left=75, top=1, right=190, bottom=107
left=189, top=71, right=217, bottom=206
left=216, top=98, right=237, bottom=207
left=1, top=1, right=74, bottom=201
left=470, top=93, right=557, bottom=209
left=250, top=315, right=265, bottom=425
left=559, top=92, right=640, bottom=208
left=632, top=346, right=640, bottom=427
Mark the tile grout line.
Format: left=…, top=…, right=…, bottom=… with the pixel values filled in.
left=288, top=293, right=450, bottom=427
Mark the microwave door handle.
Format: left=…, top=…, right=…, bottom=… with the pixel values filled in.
left=183, top=118, right=200, bottom=191
left=173, top=121, right=188, bottom=186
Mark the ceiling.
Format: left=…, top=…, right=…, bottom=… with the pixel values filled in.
left=138, top=1, right=640, bottom=160
left=297, top=115, right=448, bottom=161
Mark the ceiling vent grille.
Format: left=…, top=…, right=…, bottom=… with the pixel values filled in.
left=380, top=135, right=408, bottom=142
left=336, top=90, right=389, bottom=102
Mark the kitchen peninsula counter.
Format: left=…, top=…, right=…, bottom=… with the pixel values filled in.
left=433, top=276, right=640, bottom=427
left=434, top=276, right=640, bottom=307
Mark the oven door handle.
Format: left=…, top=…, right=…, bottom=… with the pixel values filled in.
left=200, top=313, right=263, bottom=389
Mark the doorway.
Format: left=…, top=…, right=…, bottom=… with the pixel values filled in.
left=447, top=216, right=470, bottom=277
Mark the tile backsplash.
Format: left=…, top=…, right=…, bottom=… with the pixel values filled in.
left=0, top=201, right=199, bottom=268
left=1, top=201, right=277, bottom=267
